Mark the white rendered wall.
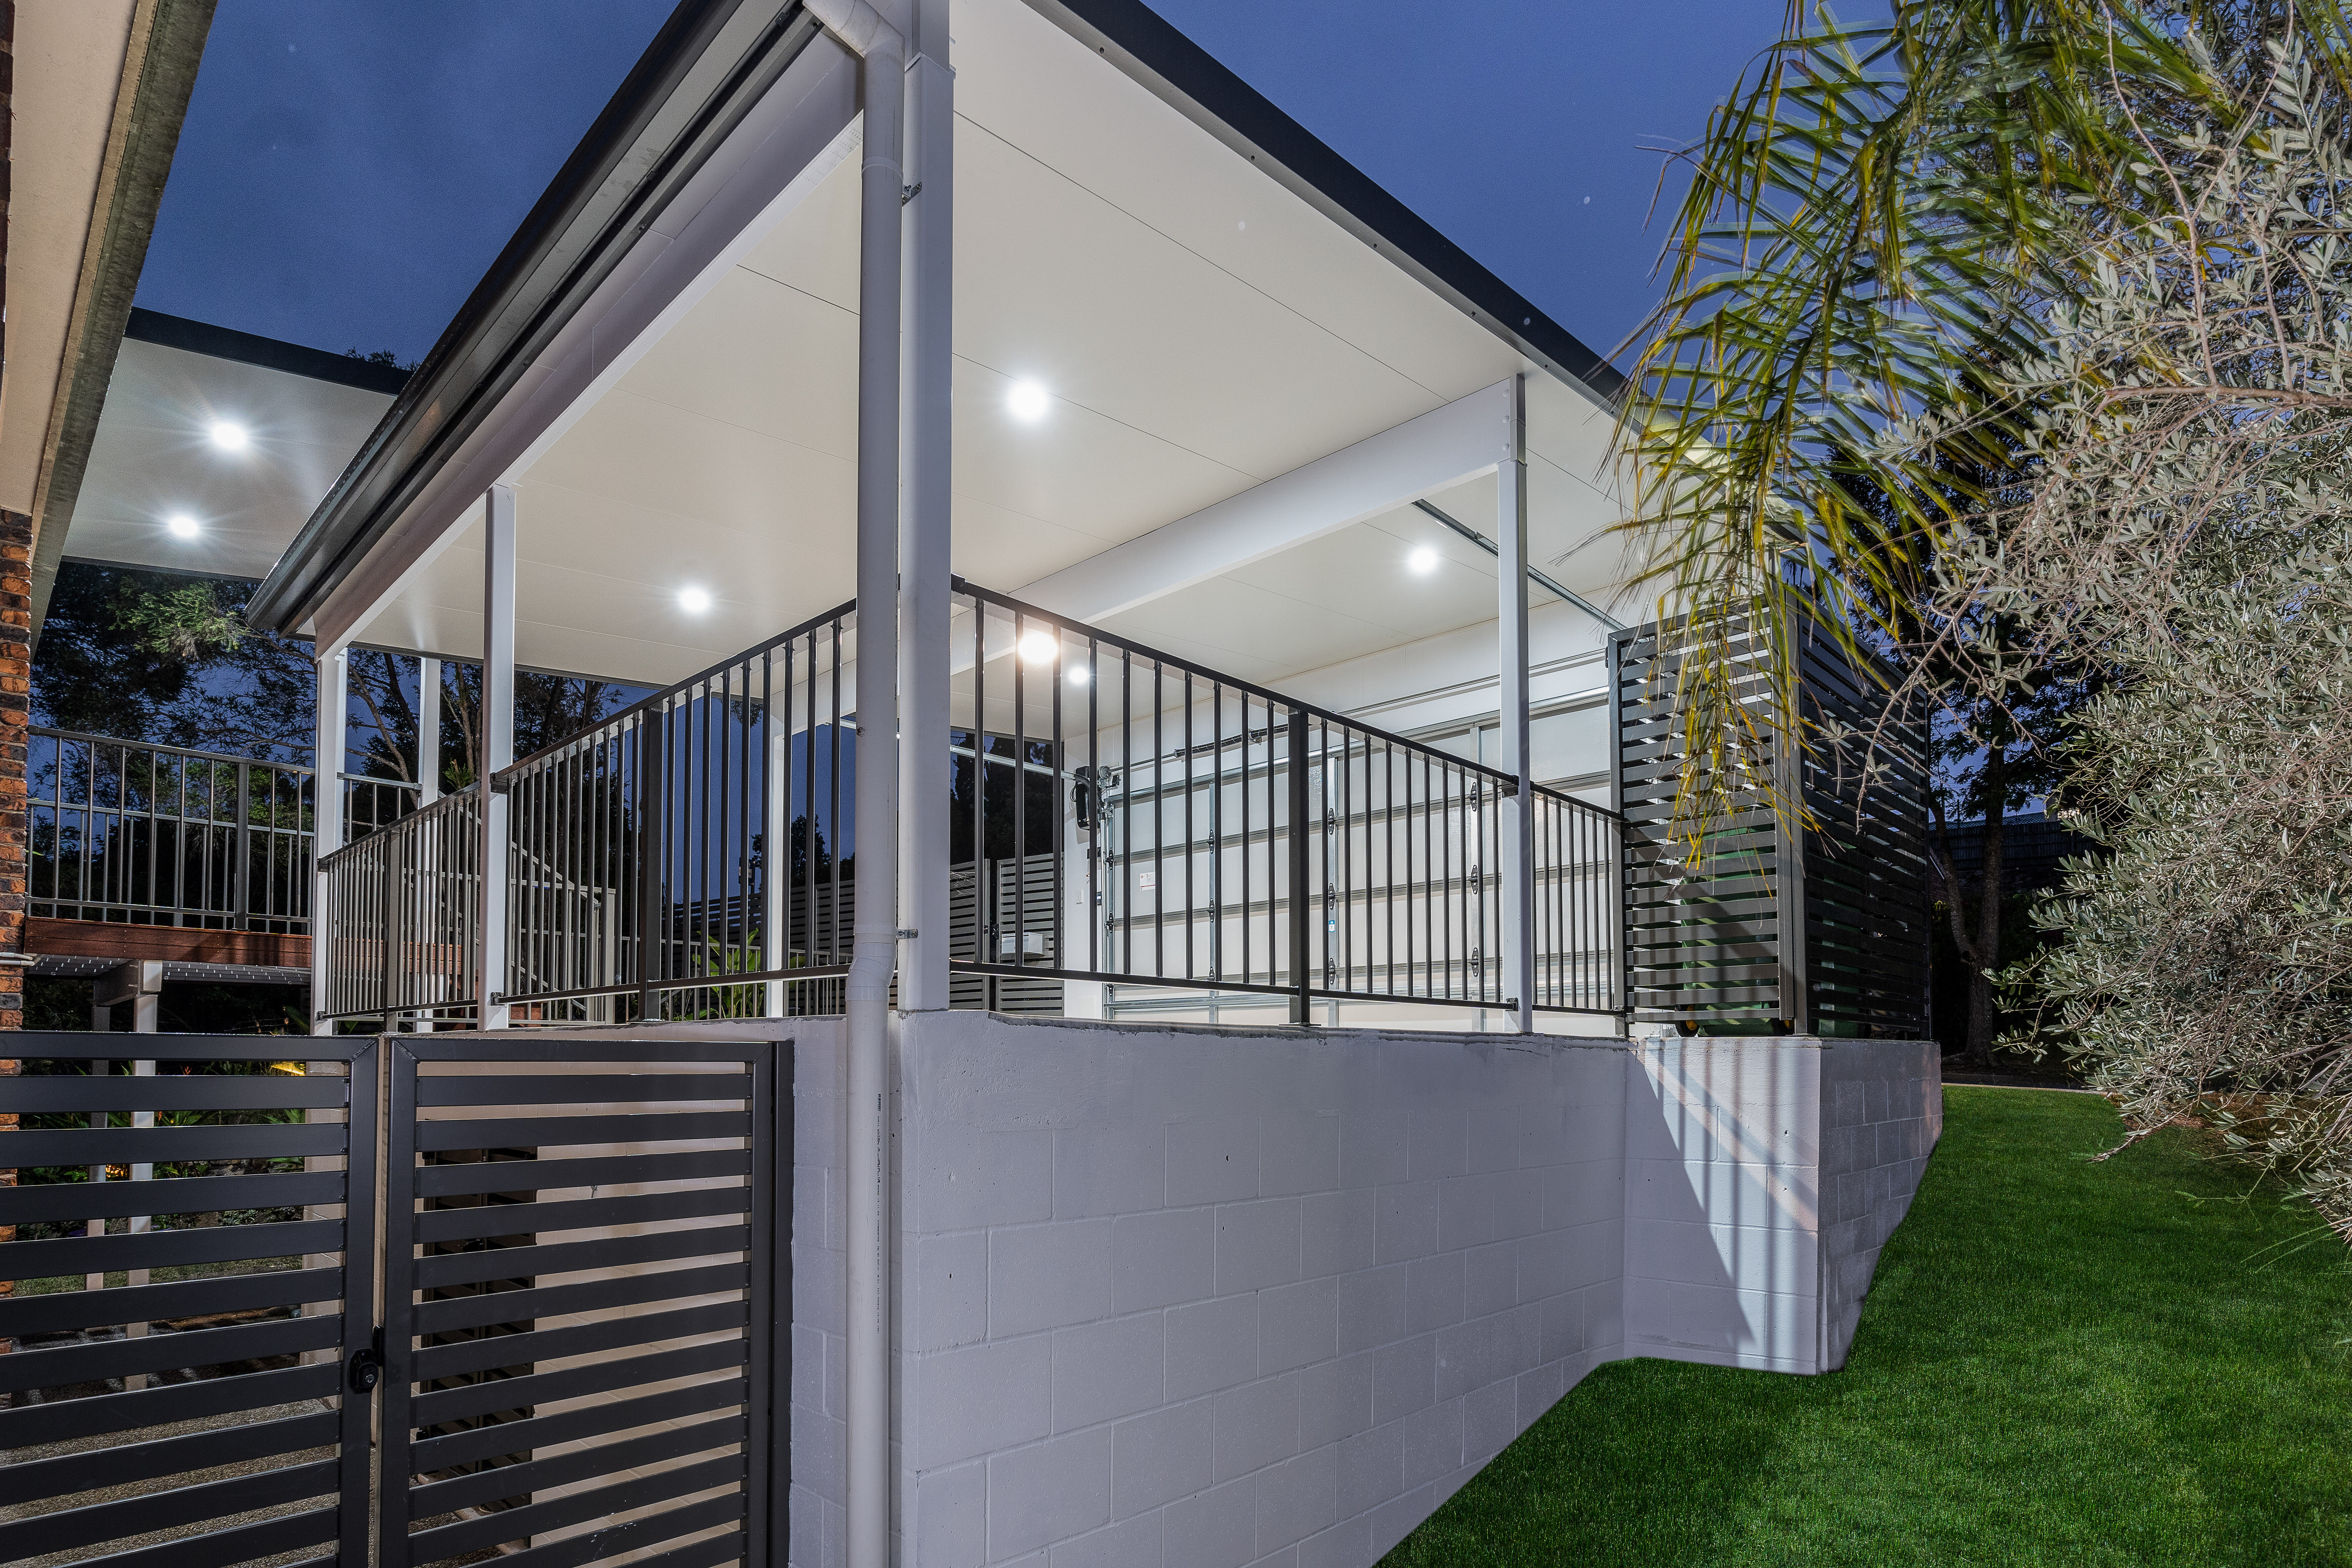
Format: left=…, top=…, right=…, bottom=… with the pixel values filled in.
left=1621, top=1035, right=1941, bottom=1376
left=883, top=1015, right=1938, bottom=1567
left=894, top=1012, right=1629, bottom=1567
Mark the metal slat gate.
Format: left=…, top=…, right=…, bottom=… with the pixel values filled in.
left=0, top=1033, right=378, bottom=1567
left=1, top=1034, right=790, bottom=1568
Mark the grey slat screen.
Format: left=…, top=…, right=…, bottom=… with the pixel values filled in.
left=0, top=1033, right=379, bottom=1567
left=1612, top=616, right=1930, bottom=1035
left=380, top=1037, right=787, bottom=1567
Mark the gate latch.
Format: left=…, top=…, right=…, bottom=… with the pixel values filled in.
left=348, top=1329, right=385, bottom=1395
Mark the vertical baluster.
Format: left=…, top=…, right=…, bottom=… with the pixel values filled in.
left=1050, top=618, right=1065, bottom=986
left=1086, top=633, right=1100, bottom=980
left=1239, top=697, right=1252, bottom=986
left=829, top=617, right=845, bottom=974
left=1151, top=657, right=1164, bottom=981
left=1014, top=612, right=1027, bottom=981
left=1182, top=671, right=1194, bottom=983
left=1119, top=647, right=1132, bottom=979
left=1209, top=682, right=1223, bottom=983
left=965, top=608, right=980, bottom=983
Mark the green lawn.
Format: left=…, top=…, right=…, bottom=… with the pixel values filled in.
left=1386, top=1087, right=2352, bottom=1567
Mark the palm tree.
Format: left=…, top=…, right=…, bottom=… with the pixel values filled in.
left=1612, top=0, right=2306, bottom=843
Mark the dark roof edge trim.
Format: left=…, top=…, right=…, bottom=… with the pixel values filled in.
left=1023, top=0, right=1626, bottom=406
left=125, top=308, right=413, bottom=395
left=246, top=0, right=821, bottom=634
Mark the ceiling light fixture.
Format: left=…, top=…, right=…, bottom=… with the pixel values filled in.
left=208, top=421, right=249, bottom=452
left=1068, top=666, right=1090, bottom=686
left=678, top=587, right=713, bottom=613
left=1408, top=546, right=1439, bottom=575
left=1007, top=381, right=1050, bottom=422
left=166, top=513, right=200, bottom=539
left=1017, top=630, right=1058, bottom=665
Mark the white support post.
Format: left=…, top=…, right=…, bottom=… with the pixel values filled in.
left=765, top=726, right=789, bottom=1019
left=896, top=1, right=953, bottom=1013
left=479, top=486, right=517, bottom=1030
left=417, top=656, right=441, bottom=806
left=800, top=5, right=908, bottom=1564
left=311, top=643, right=348, bottom=1035
left=1497, top=376, right=1535, bottom=1035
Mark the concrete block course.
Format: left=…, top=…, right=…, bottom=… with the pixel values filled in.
left=887, top=1012, right=1938, bottom=1567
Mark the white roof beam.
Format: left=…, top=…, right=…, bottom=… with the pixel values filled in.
left=1011, top=377, right=1514, bottom=624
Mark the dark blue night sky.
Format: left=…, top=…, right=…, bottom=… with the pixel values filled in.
left=136, top=0, right=1785, bottom=370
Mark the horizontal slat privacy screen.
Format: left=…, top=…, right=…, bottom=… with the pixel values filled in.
left=1613, top=615, right=1930, bottom=1035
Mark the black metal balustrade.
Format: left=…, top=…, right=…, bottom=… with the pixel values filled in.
left=315, top=785, right=481, bottom=1022
left=29, top=727, right=313, bottom=933
left=497, top=601, right=860, bottom=1024
left=951, top=581, right=1622, bottom=1020
left=313, top=586, right=1627, bottom=1026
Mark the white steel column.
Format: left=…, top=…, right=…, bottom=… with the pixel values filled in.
left=417, top=656, right=441, bottom=805
left=764, top=725, right=788, bottom=1019
left=897, top=0, right=953, bottom=1013
left=478, top=485, right=517, bottom=1030
left=1497, top=376, right=1535, bottom=1035
left=803, top=4, right=907, bottom=1565
left=310, top=643, right=348, bottom=1035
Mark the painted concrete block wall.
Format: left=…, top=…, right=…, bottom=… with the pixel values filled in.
left=1818, top=1037, right=1941, bottom=1370
left=1622, top=1036, right=1940, bottom=1376
left=893, top=1013, right=1630, bottom=1568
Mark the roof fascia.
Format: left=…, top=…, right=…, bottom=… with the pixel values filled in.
left=304, top=41, right=861, bottom=659
left=1019, top=0, right=1625, bottom=411
left=123, top=308, right=413, bottom=395
left=246, top=0, right=826, bottom=634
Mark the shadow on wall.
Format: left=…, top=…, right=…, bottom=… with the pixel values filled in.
left=1624, top=1036, right=1940, bottom=1376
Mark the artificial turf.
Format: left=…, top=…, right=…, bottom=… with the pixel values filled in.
left=1384, top=1086, right=2352, bottom=1567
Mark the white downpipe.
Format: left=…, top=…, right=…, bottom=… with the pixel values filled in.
left=311, top=644, right=348, bottom=1036
left=479, top=485, right=517, bottom=1031
left=1497, top=376, right=1535, bottom=1035
left=806, top=3, right=904, bottom=1565
left=896, top=32, right=953, bottom=1013
left=418, top=656, right=441, bottom=806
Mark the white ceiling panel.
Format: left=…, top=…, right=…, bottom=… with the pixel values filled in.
left=349, top=0, right=1625, bottom=697
left=67, top=339, right=392, bottom=579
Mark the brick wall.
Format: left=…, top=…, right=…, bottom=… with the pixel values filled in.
left=0, top=509, right=27, bottom=1030
left=0, top=504, right=29, bottom=1291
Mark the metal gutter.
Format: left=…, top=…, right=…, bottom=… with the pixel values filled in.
left=244, top=0, right=823, bottom=634
left=1018, top=0, right=1626, bottom=405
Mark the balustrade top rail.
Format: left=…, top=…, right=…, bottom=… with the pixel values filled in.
left=318, top=782, right=481, bottom=875
left=496, top=597, right=861, bottom=782
left=953, top=578, right=1612, bottom=817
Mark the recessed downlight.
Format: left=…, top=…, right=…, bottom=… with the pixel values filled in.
left=1017, top=630, right=1058, bottom=665
left=208, top=421, right=249, bottom=452
left=166, top=513, right=200, bottom=539
left=1007, top=381, right=1050, bottom=422
left=678, top=587, right=713, bottom=613
left=1408, top=546, right=1439, bottom=575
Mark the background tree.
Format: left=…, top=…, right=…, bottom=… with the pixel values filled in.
left=1913, top=43, right=2352, bottom=1240
left=34, top=564, right=314, bottom=759
left=1616, top=0, right=2302, bottom=848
